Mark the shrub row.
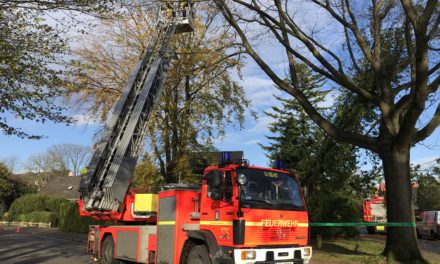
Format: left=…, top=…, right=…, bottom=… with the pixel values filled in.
left=8, top=194, right=66, bottom=218
left=12, top=211, right=58, bottom=225
left=58, top=202, right=104, bottom=233
left=7, top=194, right=105, bottom=233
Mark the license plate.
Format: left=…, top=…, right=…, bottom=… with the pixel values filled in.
left=376, top=225, right=385, bottom=231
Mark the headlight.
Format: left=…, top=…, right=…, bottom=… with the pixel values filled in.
left=237, top=174, right=247, bottom=185
left=303, top=247, right=312, bottom=257
left=241, top=250, right=256, bottom=260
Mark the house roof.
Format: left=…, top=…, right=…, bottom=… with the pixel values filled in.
left=39, top=176, right=81, bottom=200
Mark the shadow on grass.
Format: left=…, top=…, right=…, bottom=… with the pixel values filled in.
left=313, top=241, right=375, bottom=256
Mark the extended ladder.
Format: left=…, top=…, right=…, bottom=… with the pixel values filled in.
left=79, top=2, right=194, bottom=212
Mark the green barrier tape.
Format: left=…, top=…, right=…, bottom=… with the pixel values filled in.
left=310, top=222, right=416, bottom=227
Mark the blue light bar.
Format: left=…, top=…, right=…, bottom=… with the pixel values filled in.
left=221, top=151, right=232, bottom=163
left=275, top=160, right=285, bottom=169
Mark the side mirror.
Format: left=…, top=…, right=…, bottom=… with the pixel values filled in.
left=209, top=170, right=222, bottom=188
left=207, top=171, right=223, bottom=200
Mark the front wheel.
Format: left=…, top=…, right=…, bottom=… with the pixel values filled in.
left=101, top=236, right=122, bottom=264
left=187, top=245, right=212, bottom=264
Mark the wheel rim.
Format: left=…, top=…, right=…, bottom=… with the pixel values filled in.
left=192, top=254, right=204, bottom=264
left=103, top=241, right=112, bottom=262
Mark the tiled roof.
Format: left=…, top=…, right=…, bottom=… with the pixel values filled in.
left=39, top=176, right=81, bottom=200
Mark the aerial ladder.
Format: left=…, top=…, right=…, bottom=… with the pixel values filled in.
left=79, top=0, right=194, bottom=218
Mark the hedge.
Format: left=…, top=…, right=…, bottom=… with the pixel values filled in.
left=7, top=194, right=66, bottom=218
left=13, top=211, right=58, bottom=225
left=58, top=202, right=104, bottom=233
left=6, top=194, right=107, bottom=233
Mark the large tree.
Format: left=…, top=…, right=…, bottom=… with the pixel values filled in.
left=0, top=162, right=15, bottom=216
left=46, top=144, right=91, bottom=176
left=0, top=1, right=114, bottom=139
left=25, top=144, right=90, bottom=176
left=68, top=3, right=250, bottom=183
left=263, top=64, right=366, bottom=238
left=213, top=0, right=440, bottom=261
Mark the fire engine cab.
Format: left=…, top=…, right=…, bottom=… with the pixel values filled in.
left=78, top=1, right=312, bottom=263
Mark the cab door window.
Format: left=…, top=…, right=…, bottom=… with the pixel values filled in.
left=206, top=170, right=232, bottom=203
left=206, top=170, right=223, bottom=200
left=224, top=171, right=232, bottom=203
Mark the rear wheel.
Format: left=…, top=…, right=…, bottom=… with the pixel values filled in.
left=431, top=230, right=437, bottom=240
left=187, top=245, right=211, bottom=264
left=366, top=227, right=375, bottom=234
left=101, top=236, right=121, bottom=264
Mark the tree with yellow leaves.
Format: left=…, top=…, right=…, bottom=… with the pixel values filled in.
left=68, top=2, right=251, bottom=183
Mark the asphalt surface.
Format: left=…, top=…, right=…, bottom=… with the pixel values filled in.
left=0, top=227, right=438, bottom=264
left=0, top=227, right=91, bottom=264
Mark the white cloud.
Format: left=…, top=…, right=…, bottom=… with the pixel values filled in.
left=236, top=74, right=285, bottom=110
left=243, top=139, right=262, bottom=145
left=246, top=115, right=275, bottom=134
left=216, top=111, right=275, bottom=147
left=72, top=114, right=99, bottom=126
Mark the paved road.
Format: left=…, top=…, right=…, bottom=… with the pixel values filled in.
left=0, top=227, right=91, bottom=264
left=1, top=227, right=438, bottom=263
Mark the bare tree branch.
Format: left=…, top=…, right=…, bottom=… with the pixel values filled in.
left=412, top=103, right=440, bottom=143
left=400, top=0, right=419, bottom=26
left=214, top=0, right=379, bottom=152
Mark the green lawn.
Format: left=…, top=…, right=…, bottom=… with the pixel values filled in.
left=311, top=238, right=440, bottom=264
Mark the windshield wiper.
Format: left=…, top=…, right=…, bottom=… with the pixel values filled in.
left=242, top=199, right=273, bottom=205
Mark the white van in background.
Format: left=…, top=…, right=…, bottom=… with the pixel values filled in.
left=416, top=211, right=440, bottom=239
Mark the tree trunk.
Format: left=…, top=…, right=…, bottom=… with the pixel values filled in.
left=380, top=146, right=426, bottom=263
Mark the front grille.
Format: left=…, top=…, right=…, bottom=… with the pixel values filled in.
left=255, top=260, right=304, bottom=264
left=247, top=226, right=299, bottom=241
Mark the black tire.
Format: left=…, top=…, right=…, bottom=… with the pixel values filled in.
left=367, top=226, right=375, bottom=234
left=430, top=230, right=436, bottom=240
left=416, top=228, right=422, bottom=239
left=101, top=236, right=121, bottom=264
left=187, top=245, right=212, bottom=264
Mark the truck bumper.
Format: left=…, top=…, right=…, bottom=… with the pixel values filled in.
left=233, top=246, right=312, bottom=264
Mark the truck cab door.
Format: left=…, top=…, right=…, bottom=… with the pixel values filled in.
left=200, top=169, right=234, bottom=245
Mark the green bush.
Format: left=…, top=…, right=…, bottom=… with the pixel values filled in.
left=13, top=211, right=58, bottom=225
left=58, top=202, right=104, bottom=233
left=7, top=194, right=107, bottom=233
left=8, top=194, right=66, bottom=219
left=309, top=191, right=361, bottom=239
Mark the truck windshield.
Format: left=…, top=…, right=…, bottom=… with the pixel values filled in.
left=237, top=168, right=305, bottom=211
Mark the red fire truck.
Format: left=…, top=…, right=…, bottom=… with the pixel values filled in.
left=363, top=197, right=386, bottom=234
left=81, top=155, right=312, bottom=263
left=78, top=2, right=311, bottom=263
